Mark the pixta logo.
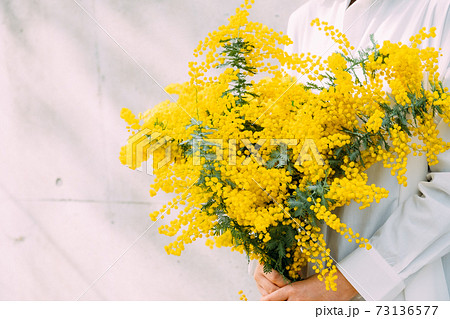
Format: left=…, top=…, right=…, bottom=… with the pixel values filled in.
left=126, top=130, right=324, bottom=175
left=125, top=128, right=172, bottom=175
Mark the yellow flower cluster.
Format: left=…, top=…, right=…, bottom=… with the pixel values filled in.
left=120, top=3, right=450, bottom=292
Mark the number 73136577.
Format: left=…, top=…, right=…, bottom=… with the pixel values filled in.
left=376, top=305, right=438, bottom=316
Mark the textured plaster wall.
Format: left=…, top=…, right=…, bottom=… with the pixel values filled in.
left=0, top=0, right=301, bottom=300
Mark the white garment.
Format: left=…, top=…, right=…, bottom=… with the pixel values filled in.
left=286, top=0, right=450, bottom=301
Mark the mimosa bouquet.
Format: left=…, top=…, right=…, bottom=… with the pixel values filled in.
left=120, top=0, right=450, bottom=291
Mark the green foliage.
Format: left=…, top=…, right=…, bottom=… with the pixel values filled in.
left=218, top=37, right=259, bottom=107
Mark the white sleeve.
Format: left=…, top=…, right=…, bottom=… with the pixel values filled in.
left=338, top=159, right=450, bottom=300
left=338, top=67, right=450, bottom=301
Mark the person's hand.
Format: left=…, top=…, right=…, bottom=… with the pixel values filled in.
left=253, top=262, right=290, bottom=296
left=260, top=270, right=359, bottom=301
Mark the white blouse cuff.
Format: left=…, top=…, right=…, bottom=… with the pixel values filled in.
left=337, top=247, right=405, bottom=301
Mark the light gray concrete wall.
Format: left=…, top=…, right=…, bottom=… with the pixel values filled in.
left=0, top=0, right=301, bottom=300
